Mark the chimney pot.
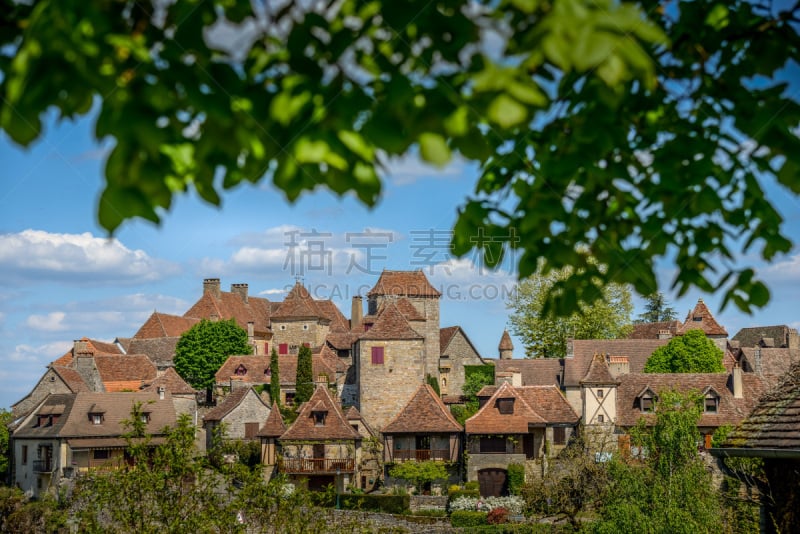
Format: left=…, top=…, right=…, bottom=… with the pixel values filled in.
left=204, top=278, right=221, bottom=298
left=231, top=283, right=249, bottom=303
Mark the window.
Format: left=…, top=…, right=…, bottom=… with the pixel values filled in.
left=351, top=424, right=359, bottom=433
left=479, top=436, right=507, bottom=453
left=313, top=411, right=327, bottom=426
left=641, top=396, right=654, bottom=413
left=279, top=343, right=288, bottom=355
left=597, top=414, right=605, bottom=423
left=497, top=398, right=515, bottom=415
left=553, top=427, right=566, bottom=445
left=303, top=324, right=309, bottom=330
left=371, top=346, right=384, bottom=365
left=234, top=364, right=247, bottom=376
left=245, top=422, right=259, bottom=439
left=704, top=394, right=719, bottom=413
left=285, top=392, right=295, bottom=406
left=280, top=325, right=287, bottom=330
left=693, top=316, right=702, bottom=322
left=93, top=449, right=110, bottom=460
left=37, top=415, right=50, bottom=427
left=597, top=389, right=604, bottom=398
left=91, top=413, right=103, bottom=425
left=140, top=413, right=151, bottom=424
left=21, top=445, right=27, bottom=465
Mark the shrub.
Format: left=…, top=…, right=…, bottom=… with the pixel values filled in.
left=451, top=510, right=488, bottom=527
left=449, top=489, right=480, bottom=500
left=465, top=481, right=480, bottom=491
left=339, top=494, right=411, bottom=514
left=449, top=496, right=525, bottom=515
left=487, top=507, right=510, bottom=525
left=507, top=463, right=525, bottom=496
left=448, top=484, right=462, bottom=495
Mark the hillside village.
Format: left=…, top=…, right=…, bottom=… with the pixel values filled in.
left=7, top=270, right=800, bottom=504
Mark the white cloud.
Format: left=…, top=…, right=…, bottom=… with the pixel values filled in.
left=383, top=153, right=470, bottom=186
left=0, top=230, right=180, bottom=284
left=25, top=312, right=68, bottom=332
left=259, top=288, right=289, bottom=296
left=763, top=253, right=800, bottom=281
left=10, top=341, right=72, bottom=363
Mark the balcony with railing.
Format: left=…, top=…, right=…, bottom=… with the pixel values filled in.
left=279, top=457, right=355, bottom=474
left=392, top=449, right=450, bottom=462
left=32, top=460, right=54, bottom=473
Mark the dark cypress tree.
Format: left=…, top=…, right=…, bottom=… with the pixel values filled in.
left=295, top=345, right=313, bottom=404
left=269, top=347, right=281, bottom=406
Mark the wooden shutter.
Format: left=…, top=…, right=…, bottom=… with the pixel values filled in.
left=371, top=346, right=384, bottom=365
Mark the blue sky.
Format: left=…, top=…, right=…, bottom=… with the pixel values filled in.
left=1, top=100, right=800, bottom=411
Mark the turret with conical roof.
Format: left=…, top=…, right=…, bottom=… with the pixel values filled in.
left=499, top=330, right=514, bottom=359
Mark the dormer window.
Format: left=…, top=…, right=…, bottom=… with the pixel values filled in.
left=234, top=364, right=247, bottom=376
left=140, top=412, right=151, bottom=424
left=703, top=387, right=720, bottom=413
left=90, top=413, right=103, bottom=425
left=497, top=398, right=515, bottom=415
left=638, top=387, right=657, bottom=413
left=693, top=316, right=702, bottom=322
left=313, top=411, right=327, bottom=426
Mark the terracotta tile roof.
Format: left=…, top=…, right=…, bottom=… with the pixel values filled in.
left=677, top=299, right=728, bottom=336
left=133, top=312, right=199, bottom=339
left=732, top=325, right=795, bottom=348
left=104, top=380, right=148, bottom=393
left=94, top=354, right=157, bottom=386
left=465, top=382, right=546, bottom=434
left=53, top=351, right=74, bottom=367
left=495, top=358, right=563, bottom=387
left=127, top=337, right=180, bottom=367
left=272, top=283, right=321, bottom=319
left=628, top=321, right=681, bottom=339
left=184, top=289, right=271, bottom=334
left=515, top=386, right=580, bottom=423
left=441, top=395, right=465, bottom=404
left=723, top=361, right=800, bottom=450
left=140, top=368, right=196, bottom=395
left=14, top=392, right=176, bottom=439
left=394, top=298, right=425, bottom=321
left=440, top=326, right=459, bottom=354
left=215, top=355, right=336, bottom=386
left=258, top=402, right=286, bottom=437
left=367, top=270, right=441, bottom=297
left=50, top=366, right=90, bottom=393
left=315, top=300, right=350, bottom=330
left=580, top=354, right=620, bottom=385
left=615, top=372, right=765, bottom=428
left=499, top=330, right=514, bottom=351
left=383, top=384, right=463, bottom=434
left=344, top=406, right=362, bottom=420
left=89, top=339, right=125, bottom=354
left=204, top=387, right=268, bottom=422
left=325, top=331, right=359, bottom=350
left=360, top=302, right=423, bottom=340
left=740, top=347, right=800, bottom=387
left=115, top=337, right=132, bottom=352
left=565, top=339, right=669, bottom=386
left=314, top=344, right=349, bottom=373
left=280, top=385, right=360, bottom=441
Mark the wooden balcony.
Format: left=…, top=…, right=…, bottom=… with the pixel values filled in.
left=393, top=449, right=450, bottom=462
left=279, top=457, right=355, bottom=474
left=32, top=460, right=54, bottom=473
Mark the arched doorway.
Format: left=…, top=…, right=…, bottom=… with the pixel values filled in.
left=478, top=468, right=508, bottom=497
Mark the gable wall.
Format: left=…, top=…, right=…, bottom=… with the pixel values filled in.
left=12, top=369, right=73, bottom=418
left=271, top=320, right=329, bottom=351
left=440, top=330, right=483, bottom=396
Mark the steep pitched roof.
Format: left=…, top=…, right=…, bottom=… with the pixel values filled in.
left=628, top=321, right=681, bottom=340
left=677, top=299, right=728, bottom=336
left=394, top=298, right=425, bottom=321
left=14, top=392, right=176, bottom=440
left=51, top=366, right=90, bottom=393
left=360, top=302, right=423, bottom=340
left=183, top=288, right=271, bottom=334
left=732, top=325, right=795, bottom=348
left=127, top=337, right=180, bottom=367
left=258, top=402, right=286, bottom=437
left=494, top=358, right=563, bottom=387
left=94, top=354, right=158, bottom=392
left=465, top=382, right=546, bottom=434
left=133, top=312, right=199, bottom=339
left=383, top=384, right=463, bottom=434
left=499, top=330, right=514, bottom=351
left=314, top=344, right=349, bottom=373
left=204, top=387, right=268, bottom=422
left=615, top=372, right=765, bottom=427
left=440, top=326, right=460, bottom=354
left=280, top=385, right=360, bottom=441
left=723, top=360, right=800, bottom=450
left=367, top=270, right=441, bottom=297
left=53, top=337, right=124, bottom=367
left=580, top=354, right=620, bottom=385
left=565, top=339, right=669, bottom=386
left=271, top=282, right=321, bottom=319
left=140, top=368, right=196, bottom=395
left=515, top=386, right=580, bottom=424
left=739, top=347, right=800, bottom=387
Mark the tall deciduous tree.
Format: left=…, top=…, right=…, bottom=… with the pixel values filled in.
left=2, top=0, right=798, bottom=316
left=269, top=347, right=281, bottom=407
left=508, top=266, right=633, bottom=358
left=636, top=293, right=678, bottom=324
left=294, top=345, right=313, bottom=404
left=644, top=329, right=725, bottom=373
left=174, top=319, right=251, bottom=399
left=0, top=409, right=13, bottom=479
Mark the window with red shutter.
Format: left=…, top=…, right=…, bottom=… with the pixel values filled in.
left=371, top=346, right=384, bottom=365
left=279, top=343, right=288, bottom=355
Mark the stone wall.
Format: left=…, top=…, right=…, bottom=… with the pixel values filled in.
left=439, top=329, right=484, bottom=396
left=208, top=390, right=270, bottom=449
left=271, top=320, right=329, bottom=351
left=409, top=495, right=448, bottom=512
left=356, top=338, right=425, bottom=432
left=466, top=452, right=526, bottom=482
left=12, top=368, right=74, bottom=417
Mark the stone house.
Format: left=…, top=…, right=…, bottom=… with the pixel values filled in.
left=11, top=392, right=176, bottom=498
left=139, top=367, right=198, bottom=418
left=202, top=387, right=271, bottom=451
left=278, top=384, right=362, bottom=492
left=439, top=326, right=487, bottom=397
left=465, top=382, right=580, bottom=496
left=11, top=365, right=90, bottom=420
left=257, top=402, right=285, bottom=477
left=711, top=359, right=800, bottom=533
left=382, top=384, right=462, bottom=485
left=344, top=406, right=381, bottom=491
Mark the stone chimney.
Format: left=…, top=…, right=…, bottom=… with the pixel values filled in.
left=351, top=295, right=363, bottom=329
left=657, top=329, right=672, bottom=340
left=73, top=339, right=90, bottom=354
left=496, top=372, right=513, bottom=386
left=566, top=338, right=574, bottom=358
left=74, top=347, right=103, bottom=392
left=511, top=371, right=522, bottom=387
left=732, top=364, right=743, bottom=399
left=607, top=356, right=630, bottom=378
left=754, top=346, right=763, bottom=375
left=231, top=283, right=248, bottom=303
left=204, top=278, right=221, bottom=298
left=158, top=386, right=166, bottom=400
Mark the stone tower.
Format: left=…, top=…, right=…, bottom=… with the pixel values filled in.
left=498, top=330, right=514, bottom=359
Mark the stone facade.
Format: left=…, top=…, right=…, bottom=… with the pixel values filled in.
left=203, top=389, right=270, bottom=450
left=356, top=338, right=426, bottom=432
left=439, top=328, right=484, bottom=396
left=271, top=319, right=329, bottom=354
left=12, top=368, right=75, bottom=418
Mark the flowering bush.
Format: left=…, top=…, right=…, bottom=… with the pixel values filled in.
left=487, top=506, right=510, bottom=524
left=449, top=496, right=524, bottom=515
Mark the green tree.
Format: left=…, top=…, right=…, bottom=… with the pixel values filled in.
left=451, top=365, right=495, bottom=425
left=269, top=347, right=281, bottom=407
left=389, top=460, right=448, bottom=493
left=635, top=292, right=678, bottom=324
left=0, top=408, right=13, bottom=479
left=295, top=344, right=313, bottom=404
left=174, top=319, right=251, bottom=400
left=3, top=0, right=797, bottom=316
left=509, top=266, right=633, bottom=358
left=644, top=329, right=725, bottom=373
left=594, top=391, right=723, bottom=533
left=426, top=374, right=440, bottom=396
